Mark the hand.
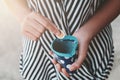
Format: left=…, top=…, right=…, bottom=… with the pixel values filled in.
left=69, top=28, right=91, bottom=71
left=21, top=11, right=61, bottom=41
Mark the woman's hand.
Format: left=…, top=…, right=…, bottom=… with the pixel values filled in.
left=21, top=11, right=61, bottom=41
left=69, top=29, right=91, bottom=71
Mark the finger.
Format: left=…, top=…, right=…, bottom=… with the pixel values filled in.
left=32, top=12, right=61, bottom=36
left=49, top=51, right=54, bottom=58
left=49, top=51, right=53, bottom=55
left=46, top=19, right=61, bottom=36
left=29, top=17, right=46, bottom=33
left=51, top=59, right=57, bottom=65
left=70, top=52, right=87, bottom=71
left=25, top=25, right=41, bottom=38
left=56, top=63, right=62, bottom=72
left=62, top=68, right=70, bottom=77
left=69, top=62, right=80, bottom=71
left=70, top=42, right=88, bottom=71
left=23, top=31, right=38, bottom=41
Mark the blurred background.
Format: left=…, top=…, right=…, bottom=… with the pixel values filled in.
left=0, top=0, right=120, bottom=80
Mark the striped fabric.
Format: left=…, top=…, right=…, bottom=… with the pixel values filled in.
left=19, top=0, right=114, bottom=80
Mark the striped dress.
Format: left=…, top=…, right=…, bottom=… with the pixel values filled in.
left=19, top=0, right=114, bottom=80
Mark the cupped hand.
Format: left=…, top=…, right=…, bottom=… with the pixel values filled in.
left=70, top=26, right=94, bottom=71
left=69, top=29, right=91, bottom=71
left=21, top=11, right=61, bottom=41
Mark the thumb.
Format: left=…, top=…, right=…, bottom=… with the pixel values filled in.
left=69, top=42, right=88, bottom=71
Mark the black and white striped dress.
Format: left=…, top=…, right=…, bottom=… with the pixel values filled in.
left=19, top=0, right=114, bottom=80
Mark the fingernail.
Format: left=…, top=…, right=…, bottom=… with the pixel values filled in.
left=55, top=30, right=61, bottom=36
left=69, top=66, right=74, bottom=71
left=56, top=30, right=66, bottom=39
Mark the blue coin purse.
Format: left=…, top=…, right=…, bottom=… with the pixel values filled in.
left=51, top=35, right=78, bottom=73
